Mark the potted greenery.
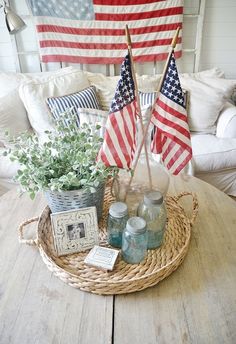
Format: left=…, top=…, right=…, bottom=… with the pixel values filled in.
left=4, top=111, right=115, bottom=220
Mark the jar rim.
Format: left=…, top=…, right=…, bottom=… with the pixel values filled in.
left=109, top=202, right=128, bottom=218
left=144, top=191, right=163, bottom=205
left=126, top=216, right=146, bottom=234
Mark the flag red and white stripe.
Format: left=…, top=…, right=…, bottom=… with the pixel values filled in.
left=151, top=52, right=192, bottom=175
left=28, top=0, right=183, bottom=64
left=97, top=53, right=137, bottom=169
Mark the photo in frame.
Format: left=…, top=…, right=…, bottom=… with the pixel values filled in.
left=50, top=206, right=99, bottom=256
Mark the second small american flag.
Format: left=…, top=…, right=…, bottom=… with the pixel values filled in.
left=151, top=52, right=192, bottom=175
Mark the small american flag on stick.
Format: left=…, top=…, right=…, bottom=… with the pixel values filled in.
left=97, top=53, right=137, bottom=169
left=151, top=52, right=192, bottom=175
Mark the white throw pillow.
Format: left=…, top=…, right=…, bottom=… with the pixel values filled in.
left=0, top=90, right=32, bottom=146
left=180, top=67, right=225, bottom=79
left=86, top=71, right=162, bottom=110
left=179, top=77, right=233, bottom=134
left=136, top=74, right=162, bottom=92
left=19, top=67, right=90, bottom=138
left=78, top=108, right=108, bottom=137
left=196, top=77, right=236, bottom=100
left=85, top=71, right=119, bottom=111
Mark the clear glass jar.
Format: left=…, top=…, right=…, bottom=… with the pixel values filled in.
left=107, top=202, right=128, bottom=248
left=137, top=191, right=167, bottom=249
left=121, top=217, right=147, bottom=264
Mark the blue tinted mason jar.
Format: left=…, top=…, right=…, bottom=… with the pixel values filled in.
left=137, top=191, right=167, bottom=249
left=121, top=217, right=148, bottom=264
left=107, top=202, right=129, bottom=248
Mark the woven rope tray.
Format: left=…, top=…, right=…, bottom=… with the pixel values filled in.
left=19, top=188, right=198, bottom=295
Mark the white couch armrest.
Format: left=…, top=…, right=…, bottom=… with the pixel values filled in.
left=216, top=102, right=236, bottom=138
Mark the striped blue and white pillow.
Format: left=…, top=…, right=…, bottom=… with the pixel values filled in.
left=139, top=91, right=157, bottom=108
left=46, top=86, right=101, bottom=125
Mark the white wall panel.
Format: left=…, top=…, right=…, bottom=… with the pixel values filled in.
left=16, top=18, right=38, bottom=52
left=200, top=0, right=236, bottom=77
left=19, top=53, right=41, bottom=73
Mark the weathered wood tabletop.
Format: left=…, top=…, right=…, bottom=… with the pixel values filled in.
left=0, top=175, right=236, bottom=344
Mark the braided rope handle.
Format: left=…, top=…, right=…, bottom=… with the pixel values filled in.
left=110, top=175, right=120, bottom=199
left=172, top=191, right=198, bottom=227
left=18, top=217, right=39, bottom=246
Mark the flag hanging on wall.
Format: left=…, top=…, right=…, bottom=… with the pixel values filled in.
left=151, top=52, right=192, bottom=175
left=27, top=0, right=183, bottom=64
left=97, top=53, right=137, bottom=169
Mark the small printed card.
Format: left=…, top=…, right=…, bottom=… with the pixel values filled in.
left=84, top=245, right=119, bottom=271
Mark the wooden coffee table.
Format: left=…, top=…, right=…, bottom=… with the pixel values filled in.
left=0, top=175, right=236, bottom=344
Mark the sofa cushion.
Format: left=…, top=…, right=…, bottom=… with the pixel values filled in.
left=191, top=133, right=236, bottom=172
left=19, top=67, right=90, bottom=138
left=46, top=86, right=101, bottom=123
left=179, top=77, right=233, bottom=134
left=0, top=91, right=32, bottom=146
left=194, top=169, right=236, bottom=197
left=216, top=102, right=236, bottom=138
left=0, top=72, right=31, bottom=97
left=0, top=147, right=19, bottom=179
left=0, top=72, right=34, bottom=147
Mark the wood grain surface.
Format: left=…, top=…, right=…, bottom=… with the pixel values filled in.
left=0, top=175, right=235, bottom=344
left=115, top=175, right=236, bottom=344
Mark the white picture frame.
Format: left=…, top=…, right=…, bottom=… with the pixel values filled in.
left=50, top=206, right=99, bottom=256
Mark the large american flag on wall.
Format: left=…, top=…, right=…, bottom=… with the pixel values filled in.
left=27, top=0, right=183, bottom=64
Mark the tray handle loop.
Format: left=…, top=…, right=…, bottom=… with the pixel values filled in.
left=172, top=192, right=198, bottom=227
left=18, top=217, right=39, bottom=246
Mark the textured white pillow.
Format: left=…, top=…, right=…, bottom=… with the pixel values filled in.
left=78, top=108, right=108, bottom=137
left=85, top=71, right=119, bottom=111
left=86, top=71, right=162, bottom=110
left=19, top=67, right=90, bottom=138
left=136, top=74, right=162, bottom=92
left=196, top=77, right=236, bottom=100
left=179, top=77, right=232, bottom=134
left=0, top=90, right=32, bottom=147
left=180, top=67, right=225, bottom=79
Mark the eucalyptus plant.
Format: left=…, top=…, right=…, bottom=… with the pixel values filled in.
left=4, top=111, right=115, bottom=199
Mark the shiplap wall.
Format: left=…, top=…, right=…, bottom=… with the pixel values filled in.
left=0, top=0, right=235, bottom=77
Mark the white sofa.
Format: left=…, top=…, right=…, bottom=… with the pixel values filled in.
left=0, top=67, right=236, bottom=196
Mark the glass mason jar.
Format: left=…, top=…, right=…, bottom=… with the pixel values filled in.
left=107, top=202, right=129, bottom=248
left=137, top=191, right=167, bottom=249
left=121, top=217, right=148, bottom=264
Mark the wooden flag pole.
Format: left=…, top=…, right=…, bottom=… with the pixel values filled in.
left=125, top=25, right=153, bottom=190
left=125, top=27, right=180, bottom=195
